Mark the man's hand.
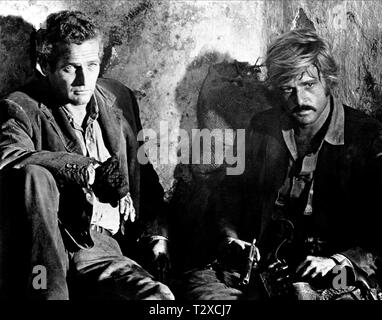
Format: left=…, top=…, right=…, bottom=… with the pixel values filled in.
left=219, top=237, right=259, bottom=271
left=119, top=193, right=136, bottom=222
left=296, top=255, right=336, bottom=279
left=92, top=156, right=128, bottom=204
left=148, top=239, right=170, bottom=283
left=226, top=237, right=252, bottom=250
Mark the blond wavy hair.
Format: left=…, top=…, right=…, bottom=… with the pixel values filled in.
left=265, top=29, right=339, bottom=90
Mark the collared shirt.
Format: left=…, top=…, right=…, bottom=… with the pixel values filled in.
left=281, top=95, right=345, bottom=161
left=278, top=96, right=344, bottom=213
left=63, top=96, right=120, bottom=234
left=276, top=96, right=352, bottom=266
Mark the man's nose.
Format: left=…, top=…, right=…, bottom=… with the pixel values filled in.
left=73, top=67, right=86, bottom=87
left=291, top=88, right=307, bottom=106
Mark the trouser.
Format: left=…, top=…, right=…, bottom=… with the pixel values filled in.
left=0, top=164, right=174, bottom=300
left=176, top=264, right=371, bottom=300
left=175, top=261, right=265, bottom=300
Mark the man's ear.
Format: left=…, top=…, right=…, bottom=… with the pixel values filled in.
left=36, top=60, right=50, bottom=77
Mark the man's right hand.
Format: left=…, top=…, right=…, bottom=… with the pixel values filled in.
left=92, top=156, right=128, bottom=205
left=226, top=237, right=252, bottom=250
left=218, top=237, right=254, bottom=271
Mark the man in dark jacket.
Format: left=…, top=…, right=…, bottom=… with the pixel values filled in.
left=0, top=10, right=174, bottom=300
left=180, top=28, right=382, bottom=300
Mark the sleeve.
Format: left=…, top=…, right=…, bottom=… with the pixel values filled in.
left=127, top=90, right=169, bottom=240
left=339, top=127, right=382, bottom=281
left=214, top=170, right=244, bottom=241
left=213, top=122, right=255, bottom=244
left=0, top=98, right=98, bottom=188
left=138, top=160, right=169, bottom=240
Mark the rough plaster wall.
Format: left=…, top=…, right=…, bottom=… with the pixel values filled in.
left=100, top=0, right=267, bottom=194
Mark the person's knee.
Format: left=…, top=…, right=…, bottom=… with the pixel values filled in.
left=15, top=165, right=60, bottom=220
left=19, top=164, right=59, bottom=195
left=155, top=282, right=175, bottom=300
left=20, top=164, right=56, bottom=183
left=140, top=281, right=175, bottom=300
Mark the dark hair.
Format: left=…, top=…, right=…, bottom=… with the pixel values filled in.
left=36, top=10, right=103, bottom=70
left=265, top=28, right=338, bottom=90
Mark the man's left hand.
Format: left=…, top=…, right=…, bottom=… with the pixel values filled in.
left=148, top=239, right=170, bottom=283
left=296, top=255, right=336, bottom=278
left=119, top=193, right=136, bottom=222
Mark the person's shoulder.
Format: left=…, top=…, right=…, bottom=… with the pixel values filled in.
left=248, top=107, right=282, bottom=132
left=343, top=104, right=382, bottom=133
left=96, top=78, right=140, bottom=125
left=0, top=79, right=43, bottom=111
left=97, top=77, right=134, bottom=98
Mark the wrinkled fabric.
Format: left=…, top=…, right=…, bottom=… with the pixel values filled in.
left=0, top=165, right=173, bottom=300
left=0, top=77, right=169, bottom=245
left=0, top=77, right=172, bottom=299
left=69, top=230, right=174, bottom=300
left=216, top=100, right=382, bottom=283
left=177, top=267, right=243, bottom=300
left=188, top=99, right=382, bottom=300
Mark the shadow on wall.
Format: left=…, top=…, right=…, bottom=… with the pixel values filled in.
left=0, top=15, right=37, bottom=98
left=169, top=50, right=277, bottom=273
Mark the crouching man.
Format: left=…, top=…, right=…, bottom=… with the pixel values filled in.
left=0, top=10, right=174, bottom=300
left=179, top=28, right=382, bottom=300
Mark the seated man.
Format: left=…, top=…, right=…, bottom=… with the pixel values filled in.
left=178, top=28, right=382, bottom=300
left=0, top=10, right=174, bottom=300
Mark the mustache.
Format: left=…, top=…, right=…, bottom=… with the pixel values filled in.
left=291, top=105, right=316, bottom=113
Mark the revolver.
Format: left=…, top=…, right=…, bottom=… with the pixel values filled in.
left=238, top=238, right=260, bottom=286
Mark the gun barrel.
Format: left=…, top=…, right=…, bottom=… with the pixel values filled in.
left=239, top=238, right=258, bottom=286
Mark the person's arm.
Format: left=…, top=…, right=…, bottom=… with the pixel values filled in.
left=0, top=98, right=97, bottom=188
left=122, top=87, right=170, bottom=280
left=213, top=124, right=258, bottom=270
left=340, top=128, right=382, bottom=280
left=0, top=98, right=128, bottom=206
left=137, top=160, right=170, bottom=283
left=297, top=128, right=382, bottom=282
left=123, top=87, right=169, bottom=240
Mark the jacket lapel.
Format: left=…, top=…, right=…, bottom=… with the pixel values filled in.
left=31, top=79, right=84, bottom=155
left=94, top=84, right=121, bottom=157
left=49, top=106, right=85, bottom=155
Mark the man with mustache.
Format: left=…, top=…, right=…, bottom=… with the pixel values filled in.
left=0, top=10, right=174, bottom=300
left=180, top=28, right=382, bottom=300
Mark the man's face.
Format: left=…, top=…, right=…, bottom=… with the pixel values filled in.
left=46, top=38, right=101, bottom=107
left=278, top=65, right=330, bottom=128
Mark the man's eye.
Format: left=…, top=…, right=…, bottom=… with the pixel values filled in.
left=306, top=82, right=315, bottom=88
left=88, top=63, right=99, bottom=70
left=281, top=87, right=293, bottom=94
left=63, top=65, right=76, bottom=73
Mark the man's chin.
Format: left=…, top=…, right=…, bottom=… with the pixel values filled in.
left=70, top=95, right=92, bottom=106
left=292, top=114, right=316, bottom=126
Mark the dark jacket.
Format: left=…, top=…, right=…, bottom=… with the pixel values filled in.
left=0, top=77, right=167, bottom=249
left=215, top=99, right=382, bottom=282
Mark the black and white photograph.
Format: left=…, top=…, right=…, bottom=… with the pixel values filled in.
left=0, top=0, right=381, bottom=313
